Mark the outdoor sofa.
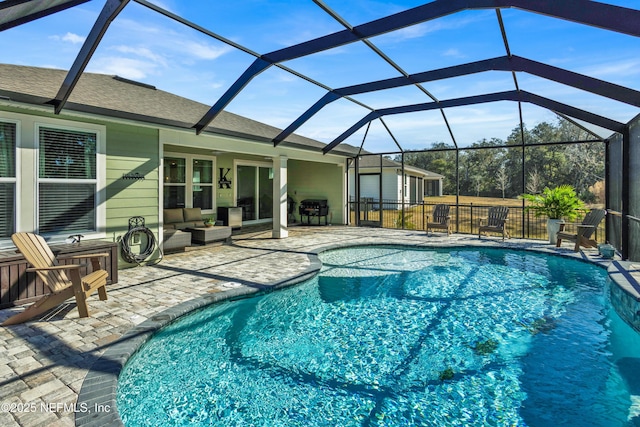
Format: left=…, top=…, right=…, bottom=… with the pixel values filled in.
left=163, top=208, right=231, bottom=251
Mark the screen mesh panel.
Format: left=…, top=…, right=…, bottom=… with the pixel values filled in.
left=607, top=134, right=624, bottom=254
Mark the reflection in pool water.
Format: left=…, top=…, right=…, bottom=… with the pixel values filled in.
left=117, top=246, right=640, bottom=426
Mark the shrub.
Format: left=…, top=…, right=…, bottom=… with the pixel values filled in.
left=521, top=185, right=586, bottom=221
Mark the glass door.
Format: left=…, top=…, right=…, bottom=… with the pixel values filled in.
left=258, top=166, right=273, bottom=220
left=237, top=166, right=256, bottom=220
left=192, top=158, right=213, bottom=210
left=358, top=173, right=382, bottom=226
left=236, top=163, right=273, bottom=222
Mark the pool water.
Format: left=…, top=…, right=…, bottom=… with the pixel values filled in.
left=117, top=246, right=640, bottom=426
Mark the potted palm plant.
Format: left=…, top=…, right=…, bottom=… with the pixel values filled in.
left=521, top=185, right=586, bottom=244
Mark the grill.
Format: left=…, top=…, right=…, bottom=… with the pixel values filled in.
left=299, top=199, right=329, bottom=225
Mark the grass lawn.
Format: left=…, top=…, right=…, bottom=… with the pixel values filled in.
left=425, top=195, right=604, bottom=209
left=350, top=195, right=604, bottom=241
left=424, top=195, right=524, bottom=207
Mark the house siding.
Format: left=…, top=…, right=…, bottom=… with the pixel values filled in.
left=386, top=171, right=402, bottom=204
left=105, top=123, right=160, bottom=268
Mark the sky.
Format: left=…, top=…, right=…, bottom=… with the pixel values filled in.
left=1, top=0, right=639, bottom=153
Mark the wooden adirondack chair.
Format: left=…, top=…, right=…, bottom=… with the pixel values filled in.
left=555, top=209, right=606, bottom=252
left=2, top=233, right=109, bottom=326
left=426, top=204, right=452, bottom=235
left=478, top=206, right=510, bottom=241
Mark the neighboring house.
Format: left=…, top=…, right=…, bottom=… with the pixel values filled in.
left=347, top=155, right=444, bottom=207
left=0, top=64, right=359, bottom=266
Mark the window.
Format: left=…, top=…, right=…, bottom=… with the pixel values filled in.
left=38, top=126, right=98, bottom=235
left=0, top=121, right=16, bottom=238
left=163, top=153, right=215, bottom=212
left=163, top=156, right=186, bottom=208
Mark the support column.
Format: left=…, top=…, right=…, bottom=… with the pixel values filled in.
left=272, top=155, right=288, bottom=239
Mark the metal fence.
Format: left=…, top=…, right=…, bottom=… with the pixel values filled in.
left=348, top=198, right=605, bottom=242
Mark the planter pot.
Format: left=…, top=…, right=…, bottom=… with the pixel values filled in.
left=546, top=218, right=565, bottom=245
left=598, top=244, right=615, bottom=259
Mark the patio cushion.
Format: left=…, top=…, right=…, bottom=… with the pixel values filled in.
left=163, top=229, right=192, bottom=252
left=183, top=208, right=202, bottom=222
left=164, top=208, right=184, bottom=224
left=173, top=222, right=195, bottom=230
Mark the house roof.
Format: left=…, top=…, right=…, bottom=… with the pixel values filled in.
left=355, top=155, right=444, bottom=179
left=0, top=63, right=361, bottom=157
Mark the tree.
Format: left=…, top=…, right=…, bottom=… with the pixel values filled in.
left=496, top=165, right=510, bottom=199
left=526, top=167, right=543, bottom=194
left=460, top=138, right=505, bottom=197
left=401, top=143, right=457, bottom=194
left=472, top=175, right=483, bottom=197
left=401, top=117, right=604, bottom=202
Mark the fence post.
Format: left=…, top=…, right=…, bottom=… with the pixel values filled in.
left=470, top=203, right=473, bottom=235
left=521, top=198, right=525, bottom=238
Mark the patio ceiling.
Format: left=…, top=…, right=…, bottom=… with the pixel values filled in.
left=1, top=0, right=639, bottom=154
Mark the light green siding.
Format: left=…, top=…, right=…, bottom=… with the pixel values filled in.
left=106, top=124, right=160, bottom=268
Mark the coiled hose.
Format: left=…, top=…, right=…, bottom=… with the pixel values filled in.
left=120, top=226, right=160, bottom=265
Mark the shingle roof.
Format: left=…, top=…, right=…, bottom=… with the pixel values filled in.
left=0, top=63, right=360, bottom=156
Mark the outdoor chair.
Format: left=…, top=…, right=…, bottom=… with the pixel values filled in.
left=2, top=233, right=109, bottom=326
left=478, top=206, right=510, bottom=241
left=426, top=204, right=452, bottom=235
left=556, top=208, right=606, bottom=252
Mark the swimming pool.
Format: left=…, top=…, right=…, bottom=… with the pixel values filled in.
left=117, top=246, right=640, bottom=426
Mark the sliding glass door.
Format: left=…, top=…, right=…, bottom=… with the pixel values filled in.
left=236, top=163, right=273, bottom=222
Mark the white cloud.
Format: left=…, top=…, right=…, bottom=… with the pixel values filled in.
left=87, top=57, right=157, bottom=80
left=63, top=32, right=85, bottom=44
left=385, top=13, right=491, bottom=42
left=580, top=58, right=640, bottom=79
left=111, top=45, right=168, bottom=67
left=181, top=41, right=233, bottom=61
left=442, top=48, right=462, bottom=58
left=49, top=32, right=86, bottom=44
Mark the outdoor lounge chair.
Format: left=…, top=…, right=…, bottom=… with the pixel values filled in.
left=555, top=208, right=606, bottom=252
left=478, top=206, right=510, bottom=241
left=426, top=204, right=452, bottom=235
left=2, top=233, right=109, bottom=325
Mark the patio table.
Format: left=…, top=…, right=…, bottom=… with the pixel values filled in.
left=186, top=226, right=232, bottom=244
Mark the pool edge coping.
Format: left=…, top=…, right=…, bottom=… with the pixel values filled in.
left=75, top=240, right=631, bottom=427
left=75, top=253, right=323, bottom=427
